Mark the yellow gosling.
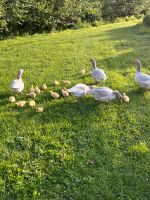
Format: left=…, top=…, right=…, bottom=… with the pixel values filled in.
left=26, top=92, right=37, bottom=98
left=9, top=96, right=16, bottom=103
left=62, top=80, right=71, bottom=85
left=36, top=107, right=44, bottom=113
left=30, top=85, right=35, bottom=92
left=16, top=101, right=26, bottom=107
left=35, top=86, right=41, bottom=94
left=61, top=88, right=69, bottom=97
left=54, top=80, right=59, bottom=86
left=80, top=68, right=86, bottom=75
left=50, top=91, right=60, bottom=99
left=122, top=93, right=130, bottom=102
left=42, top=84, right=47, bottom=90
left=29, top=100, right=36, bottom=107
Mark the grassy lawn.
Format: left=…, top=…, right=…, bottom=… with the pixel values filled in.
left=0, top=20, right=150, bottom=200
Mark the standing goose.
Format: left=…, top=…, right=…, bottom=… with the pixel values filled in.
left=67, top=84, right=91, bottom=99
left=135, top=59, right=150, bottom=89
left=90, top=59, right=107, bottom=84
left=11, top=69, right=24, bottom=93
left=89, top=87, right=123, bottom=102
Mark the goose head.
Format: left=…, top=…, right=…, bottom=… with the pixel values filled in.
left=135, top=59, right=141, bottom=72
left=86, top=85, right=96, bottom=94
left=113, top=91, right=123, bottom=101
left=90, top=59, right=96, bottom=69
left=17, top=69, right=24, bottom=79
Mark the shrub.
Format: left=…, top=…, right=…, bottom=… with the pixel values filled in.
left=0, top=0, right=102, bottom=38
left=143, top=14, right=150, bottom=26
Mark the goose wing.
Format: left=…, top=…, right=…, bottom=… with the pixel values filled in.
left=90, top=87, right=113, bottom=100
left=136, top=72, right=150, bottom=82
left=92, top=68, right=106, bottom=81
left=139, top=80, right=150, bottom=88
left=11, top=79, right=22, bottom=89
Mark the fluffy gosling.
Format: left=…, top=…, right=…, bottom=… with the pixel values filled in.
left=50, top=91, right=60, bottom=99
left=35, top=86, right=41, bottom=94
left=61, top=88, right=69, bottom=97
left=26, top=92, right=37, bottom=98
left=62, top=80, right=71, bottom=85
left=36, top=107, right=44, bottom=113
left=16, top=101, right=26, bottom=107
left=9, top=96, right=16, bottom=103
left=29, top=100, right=36, bottom=107
left=42, top=84, right=47, bottom=90
left=122, top=93, right=130, bottom=102
left=80, top=68, right=86, bottom=75
left=54, top=80, right=59, bottom=86
left=30, top=85, right=35, bottom=93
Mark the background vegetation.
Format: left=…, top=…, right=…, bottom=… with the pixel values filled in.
left=0, top=0, right=150, bottom=38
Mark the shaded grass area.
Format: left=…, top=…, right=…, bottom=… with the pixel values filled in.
left=0, top=21, right=150, bottom=199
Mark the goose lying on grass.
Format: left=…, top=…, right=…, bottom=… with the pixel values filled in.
left=11, top=69, right=24, bottom=93
left=90, top=59, right=107, bottom=84
left=89, top=87, right=124, bottom=102
left=67, top=84, right=91, bottom=99
left=135, top=59, right=150, bottom=89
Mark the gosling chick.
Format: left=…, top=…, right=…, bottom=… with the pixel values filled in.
left=61, top=88, right=69, bottom=97
left=35, top=86, right=41, bottom=94
left=16, top=101, right=26, bottom=107
left=50, top=91, right=60, bottom=99
left=29, top=100, right=36, bottom=107
left=42, top=84, right=47, bottom=90
left=36, top=107, right=44, bottom=113
left=9, top=96, right=16, bottom=103
left=80, top=68, right=86, bottom=75
left=26, top=92, right=36, bottom=98
left=62, top=80, right=71, bottom=85
left=30, top=85, right=35, bottom=93
left=54, top=80, right=59, bottom=86
left=122, top=93, right=130, bottom=102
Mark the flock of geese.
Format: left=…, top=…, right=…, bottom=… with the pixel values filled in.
left=9, top=59, right=150, bottom=111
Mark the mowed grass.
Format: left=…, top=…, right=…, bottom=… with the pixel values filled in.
left=0, top=20, right=150, bottom=200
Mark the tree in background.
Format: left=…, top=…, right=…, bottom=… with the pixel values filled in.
left=0, top=0, right=149, bottom=38
left=102, top=0, right=150, bottom=20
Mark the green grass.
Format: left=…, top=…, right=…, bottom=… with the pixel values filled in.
left=0, top=20, right=150, bottom=200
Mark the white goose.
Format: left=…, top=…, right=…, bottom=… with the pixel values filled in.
left=89, top=87, right=123, bottom=102
left=11, top=69, right=24, bottom=93
left=67, top=84, right=91, bottom=98
left=90, top=59, right=107, bottom=84
left=135, top=59, right=150, bottom=89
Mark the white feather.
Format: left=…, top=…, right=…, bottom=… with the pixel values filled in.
left=89, top=87, right=120, bottom=102
left=67, top=84, right=90, bottom=97
left=10, top=69, right=24, bottom=93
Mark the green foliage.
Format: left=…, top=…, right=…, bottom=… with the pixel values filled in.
left=102, top=0, right=149, bottom=21
left=0, top=0, right=149, bottom=37
left=143, top=13, right=150, bottom=26
left=0, top=0, right=102, bottom=37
